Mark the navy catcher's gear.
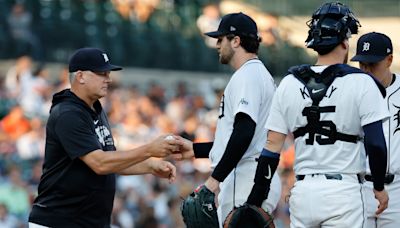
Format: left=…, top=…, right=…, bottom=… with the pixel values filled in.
left=289, top=64, right=385, bottom=145
left=223, top=203, right=275, bottom=228
left=305, top=2, right=360, bottom=54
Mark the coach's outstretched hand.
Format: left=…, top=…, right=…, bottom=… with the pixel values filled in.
left=374, top=189, right=389, bottom=215
left=147, top=135, right=183, bottom=158
left=148, top=158, right=176, bottom=183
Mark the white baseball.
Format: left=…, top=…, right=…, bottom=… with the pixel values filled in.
left=164, top=135, right=174, bottom=140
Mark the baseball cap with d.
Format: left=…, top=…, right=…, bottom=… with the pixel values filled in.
left=351, top=32, right=393, bottom=63
left=204, top=12, right=258, bottom=39
left=68, top=47, right=122, bottom=73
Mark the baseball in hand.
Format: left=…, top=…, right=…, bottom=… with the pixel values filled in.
left=164, top=135, right=174, bottom=140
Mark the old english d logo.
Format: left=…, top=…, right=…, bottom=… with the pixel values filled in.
left=393, top=103, right=400, bottom=134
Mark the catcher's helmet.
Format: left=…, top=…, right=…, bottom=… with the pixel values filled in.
left=305, top=2, right=360, bottom=54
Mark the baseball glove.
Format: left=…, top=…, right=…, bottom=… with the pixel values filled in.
left=223, top=204, right=275, bottom=228
left=181, top=185, right=219, bottom=228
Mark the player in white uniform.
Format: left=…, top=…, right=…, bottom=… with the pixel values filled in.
left=351, top=32, right=400, bottom=228
left=174, top=12, right=281, bottom=227
left=245, top=2, right=389, bottom=228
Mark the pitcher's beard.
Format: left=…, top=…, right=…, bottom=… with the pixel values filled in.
left=219, top=49, right=234, bottom=65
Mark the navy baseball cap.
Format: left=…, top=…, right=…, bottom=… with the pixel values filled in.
left=351, top=32, right=393, bottom=63
left=204, top=12, right=258, bottom=39
left=68, top=47, right=122, bottom=73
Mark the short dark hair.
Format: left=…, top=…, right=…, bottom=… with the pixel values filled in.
left=227, top=34, right=261, bottom=54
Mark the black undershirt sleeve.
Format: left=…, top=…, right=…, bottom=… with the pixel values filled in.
left=246, top=151, right=280, bottom=207
left=363, top=120, right=387, bottom=191
left=193, top=142, right=213, bottom=158
left=211, top=112, right=256, bottom=182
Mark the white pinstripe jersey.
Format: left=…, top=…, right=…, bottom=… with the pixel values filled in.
left=266, top=65, right=390, bottom=175
left=367, top=73, right=400, bottom=175
left=209, top=59, right=276, bottom=169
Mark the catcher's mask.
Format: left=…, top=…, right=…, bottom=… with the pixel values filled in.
left=305, top=2, right=360, bottom=54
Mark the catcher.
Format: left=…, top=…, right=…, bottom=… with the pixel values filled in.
left=246, top=2, right=388, bottom=228
left=174, top=12, right=280, bottom=228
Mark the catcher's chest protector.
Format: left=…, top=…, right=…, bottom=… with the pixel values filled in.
left=289, top=64, right=385, bottom=145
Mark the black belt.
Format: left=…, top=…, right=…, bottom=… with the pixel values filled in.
left=364, top=174, right=395, bottom=184
left=296, top=174, right=363, bottom=184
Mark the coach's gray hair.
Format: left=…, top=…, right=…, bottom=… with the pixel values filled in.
left=69, top=72, right=77, bottom=83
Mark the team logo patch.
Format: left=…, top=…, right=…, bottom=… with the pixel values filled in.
left=239, top=98, right=249, bottom=105
left=362, top=42, right=370, bottom=52
left=393, top=103, right=400, bottom=135
left=95, top=125, right=113, bottom=146
left=311, top=88, right=324, bottom=94
left=102, top=53, right=109, bottom=62
left=264, top=165, right=272, bottom=180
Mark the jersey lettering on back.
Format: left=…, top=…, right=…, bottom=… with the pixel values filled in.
left=300, top=86, right=309, bottom=99
left=300, top=85, right=338, bottom=100
left=301, top=106, right=336, bottom=145
left=290, top=64, right=367, bottom=145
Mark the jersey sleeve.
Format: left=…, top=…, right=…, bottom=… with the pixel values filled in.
left=359, top=75, right=390, bottom=126
left=54, top=111, right=102, bottom=159
left=265, top=78, right=289, bottom=134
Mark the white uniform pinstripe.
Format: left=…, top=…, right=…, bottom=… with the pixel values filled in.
left=208, top=59, right=281, bottom=227
left=364, top=73, right=400, bottom=228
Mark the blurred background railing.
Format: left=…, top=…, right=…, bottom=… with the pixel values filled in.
left=1, top=0, right=399, bottom=77
left=0, top=0, right=318, bottom=77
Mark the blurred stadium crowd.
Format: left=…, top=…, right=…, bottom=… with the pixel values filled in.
left=0, top=0, right=314, bottom=76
